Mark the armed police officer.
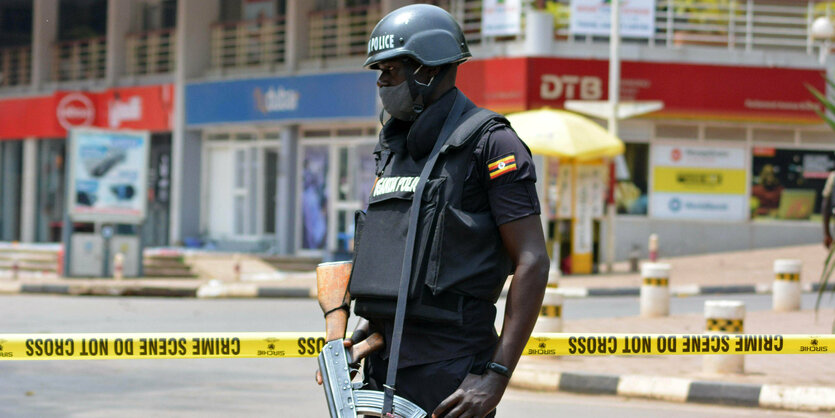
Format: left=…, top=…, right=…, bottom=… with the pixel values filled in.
left=335, top=5, right=549, bottom=417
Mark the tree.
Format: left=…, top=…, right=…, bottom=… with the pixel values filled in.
left=805, top=77, right=835, bottom=330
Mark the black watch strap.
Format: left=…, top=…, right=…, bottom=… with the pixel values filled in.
left=486, top=361, right=511, bottom=378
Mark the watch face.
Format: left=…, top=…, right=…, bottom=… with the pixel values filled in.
left=487, top=362, right=510, bottom=377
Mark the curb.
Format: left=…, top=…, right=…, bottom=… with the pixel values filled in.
left=510, top=367, right=835, bottom=412
left=1, top=281, right=834, bottom=300
left=550, top=282, right=835, bottom=299
left=195, top=281, right=315, bottom=299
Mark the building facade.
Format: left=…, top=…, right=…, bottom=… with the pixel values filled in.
left=0, top=0, right=833, bottom=261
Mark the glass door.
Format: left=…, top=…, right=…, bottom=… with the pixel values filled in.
left=330, top=143, right=376, bottom=254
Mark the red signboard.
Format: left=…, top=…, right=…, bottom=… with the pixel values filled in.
left=458, top=57, right=826, bottom=123
left=0, top=84, right=174, bottom=140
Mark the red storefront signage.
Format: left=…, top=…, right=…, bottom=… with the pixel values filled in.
left=458, top=57, right=825, bottom=123
left=0, top=84, right=174, bottom=140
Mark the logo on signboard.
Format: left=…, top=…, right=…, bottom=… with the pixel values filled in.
left=540, top=75, right=602, bottom=100
left=108, top=96, right=143, bottom=128
left=668, top=198, right=682, bottom=212
left=671, top=148, right=682, bottom=162
left=57, top=93, right=96, bottom=130
left=254, top=86, right=300, bottom=114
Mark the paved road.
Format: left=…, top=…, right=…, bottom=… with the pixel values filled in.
left=0, top=295, right=826, bottom=417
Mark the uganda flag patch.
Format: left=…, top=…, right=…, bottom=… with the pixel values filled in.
left=488, top=154, right=517, bottom=180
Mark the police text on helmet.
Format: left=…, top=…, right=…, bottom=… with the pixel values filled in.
left=368, top=34, right=395, bottom=54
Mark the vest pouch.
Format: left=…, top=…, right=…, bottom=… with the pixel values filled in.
left=427, top=206, right=513, bottom=302
left=349, top=178, right=446, bottom=301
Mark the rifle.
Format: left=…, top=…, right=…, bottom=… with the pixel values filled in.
left=316, top=261, right=426, bottom=418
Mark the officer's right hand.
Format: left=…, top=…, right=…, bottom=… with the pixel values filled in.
left=825, top=235, right=832, bottom=249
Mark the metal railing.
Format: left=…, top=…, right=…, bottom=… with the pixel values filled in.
left=199, top=0, right=828, bottom=67
left=210, top=16, right=286, bottom=70
left=550, top=0, right=820, bottom=54
left=52, top=37, right=106, bottom=81
left=308, top=5, right=381, bottom=60
left=0, top=46, right=31, bottom=87
left=447, top=0, right=485, bottom=45
left=126, top=28, right=176, bottom=75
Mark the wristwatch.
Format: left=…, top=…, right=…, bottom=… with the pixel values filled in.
left=485, top=361, right=511, bottom=378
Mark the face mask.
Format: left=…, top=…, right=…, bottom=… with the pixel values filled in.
left=378, top=64, right=435, bottom=122
left=379, top=81, right=417, bottom=122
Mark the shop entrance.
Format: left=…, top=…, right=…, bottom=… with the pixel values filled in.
left=297, top=127, right=376, bottom=257
left=0, top=140, right=23, bottom=241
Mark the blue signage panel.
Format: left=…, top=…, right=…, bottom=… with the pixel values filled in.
left=186, top=72, right=378, bottom=125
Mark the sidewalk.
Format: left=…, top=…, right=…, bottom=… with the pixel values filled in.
left=557, top=243, right=834, bottom=296
left=512, top=308, right=835, bottom=412
left=1, top=243, right=833, bottom=299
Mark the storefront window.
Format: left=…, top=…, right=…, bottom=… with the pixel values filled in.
left=355, top=145, right=376, bottom=209
left=615, top=143, right=649, bottom=215
left=36, top=139, right=66, bottom=242
left=750, top=147, right=835, bottom=221
left=301, top=145, right=329, bottom=250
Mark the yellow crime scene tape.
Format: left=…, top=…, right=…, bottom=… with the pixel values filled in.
left=0, top=333, right=831, bottom=360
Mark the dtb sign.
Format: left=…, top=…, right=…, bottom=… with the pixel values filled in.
left=540, top=74, right=603, bottom=101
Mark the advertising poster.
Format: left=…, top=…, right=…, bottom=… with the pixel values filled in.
left=570, top=0, right=655, bottom=38
left=67, top=128, right=149, bottom=223
left=557, top=164, right=573, bottom=218
left=482, top=0, right=522, bottom=37
left=650, top=144, right=747, bottom=221
left=750, top=147, right=835, bottom=221
left=573, top=166, right=594, bottom=254
left=301, top=146, right=329, bottom=250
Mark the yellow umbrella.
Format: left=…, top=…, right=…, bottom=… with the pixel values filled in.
left=506, top=109, right=624, bottom=161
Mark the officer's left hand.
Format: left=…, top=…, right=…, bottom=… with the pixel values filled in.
left=431, top=372, right=509, bottom=418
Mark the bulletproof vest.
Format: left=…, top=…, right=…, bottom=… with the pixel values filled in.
left=349, top=103, right=514, bottom=324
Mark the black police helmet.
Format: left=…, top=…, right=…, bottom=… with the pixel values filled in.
left=365, top=4, right=471, bottom=69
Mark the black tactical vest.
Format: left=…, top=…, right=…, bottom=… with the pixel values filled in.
left=349, top=97, right=515, bottom=324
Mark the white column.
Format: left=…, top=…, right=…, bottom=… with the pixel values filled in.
left=524, top=10, right=554, bottom=55
left=605, top=0, right=621, bottom=273
left=170, top=0, right=219, bottom=244
left=285, top=0, right=314, bottom=71
left=31, top=0, right=59, bottom=90
left=20, top=138, right=38, bottom=243
left=381, top=0, right=412, bottom=13
left=276, top=126, right=298, bottom=254
left=106, top=0, right=133, bottom=85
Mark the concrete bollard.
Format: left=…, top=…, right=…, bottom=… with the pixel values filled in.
left=640, top=263, right=670, bottom=317
left=703, top=300, right=745, bottom=374
left=233, top=253, right=242, bottom=282
left=547, top=264, right=560, bottom=289
left=56, top=246, right=65, bottom=278
left=534, top=288, right=563, bottom=333
left=648, top=234, right=659, bottom=262
left=113, top=253, right=124, bottom=281
left=773, top=259, right=801, bottom=312
left=11, top=256, right=19, bottom=281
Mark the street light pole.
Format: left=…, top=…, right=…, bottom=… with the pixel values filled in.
left=606, top=0, right=621, bottom=273
left=812, top=15, right=835, bottom=65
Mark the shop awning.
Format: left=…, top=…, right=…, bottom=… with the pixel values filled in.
left=506, top=109, right=625, bottom=161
